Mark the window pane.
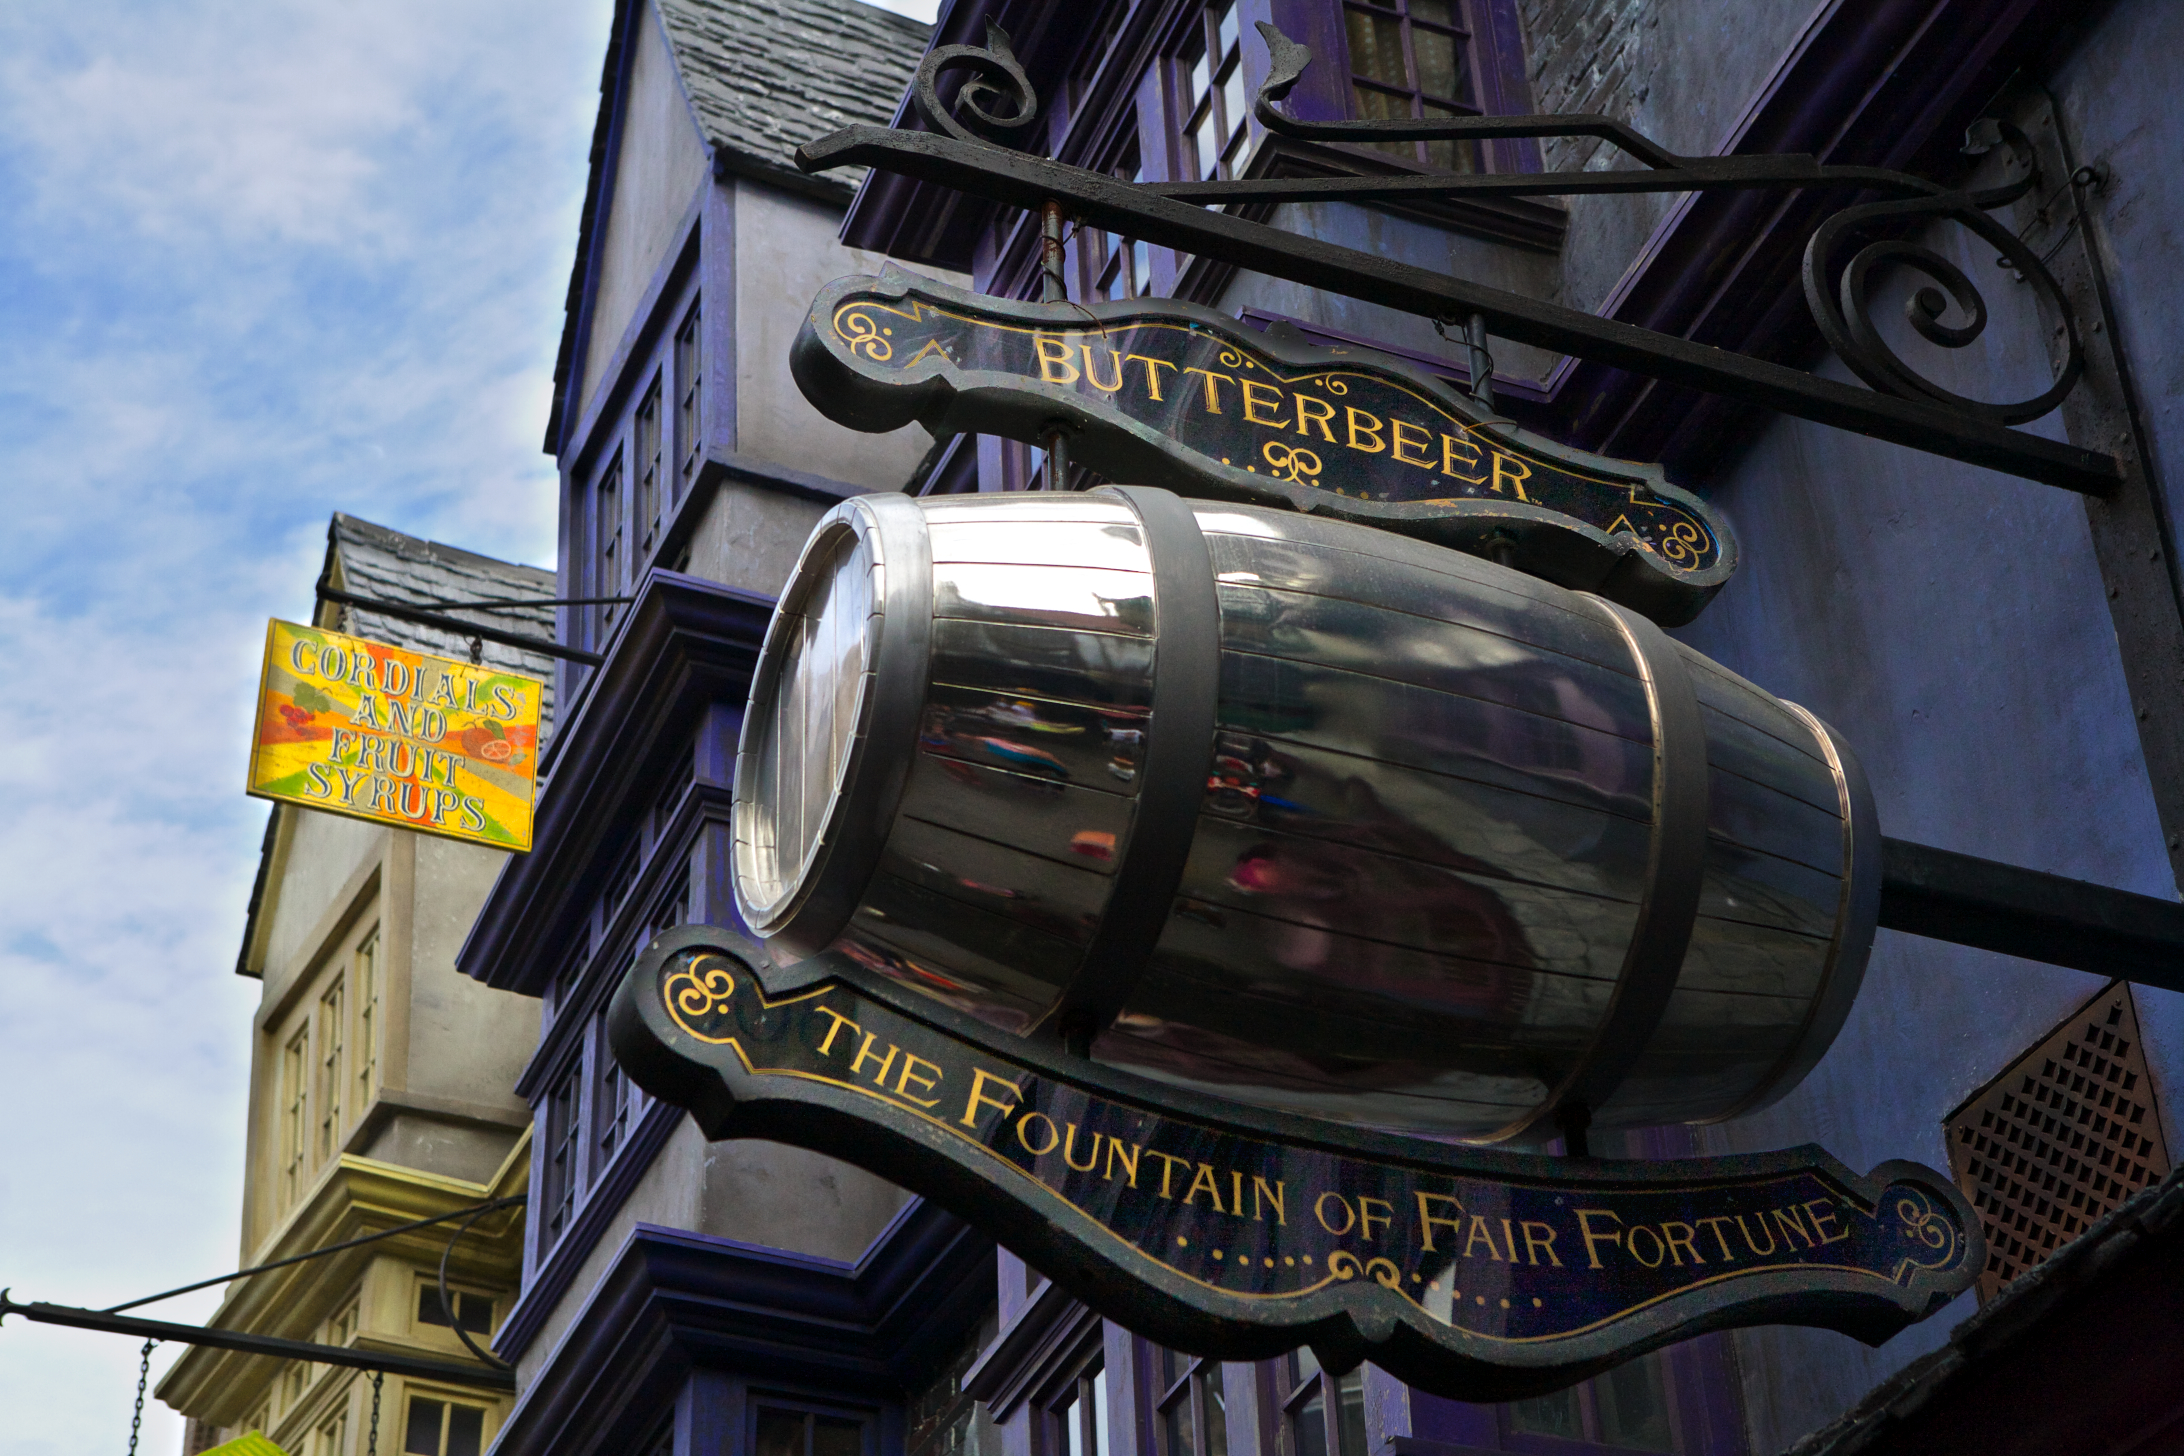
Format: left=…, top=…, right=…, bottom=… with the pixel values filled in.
left=1163, top=1391, right=1194, bottom=1456
left=1189, top=48, right=1211, bottom=107
left=1291, top=1348, right=1322, bottom=1387
left=1345, top=9, right=1407, bottom=88
left=1413, top=27, right=1459, bottom=99
left=1215, top=3, right=1240, bottom=60
left=756, top=1410, right=807, bottom=1456
left=1595, top=1357, right=1674, bottom=1452
left=1203, top=1376, right=1228, bottom=1456
left=1408, top=0, right=1456, bottom=25
left=1334, top=1371, right=1365, bottom=1456
left=1219, top=60, right=1247, bottom=145
left=1194, top=108, right=1223, bottom=179
left=814, top=1417, right=863, bottom=1456
left=1092, top=1368, right=1111, bottom=1456
left=446, top=1406, right=485, bottom=1456
left=1508, top=1387, right=1582, bottom=1440
left=1421, top=102, right=1478, bottom=173
left=1289, top=1392, right=1326, bottom=1456
left=1130, top=240, right=1151, bottom=297
left=455, top=1292, right=493, bottom=1335
left=417, top=1285, right=450, bottom=1327
left=404, top=1398, right=445, bottom=1456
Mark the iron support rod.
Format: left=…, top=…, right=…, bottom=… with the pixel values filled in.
left=1038, top=199, right=1072, bottom=490
left=797, top=128, right=2119, bottom=495
left=1879, top=837, right=2184, bottom=989
left=314, top=585, right=604, bottom=666
left=0, top=1295, right=515, bottom=1391
left=1141, top=160, right=1936, bottom=206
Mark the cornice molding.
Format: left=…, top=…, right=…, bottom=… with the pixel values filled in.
left=961, top=1277, right=1102, bottom=1420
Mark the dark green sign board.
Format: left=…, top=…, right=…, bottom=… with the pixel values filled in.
left=792, top=271, right=1737, bottom=624
left=612, top=929, right=1978, bottom=1398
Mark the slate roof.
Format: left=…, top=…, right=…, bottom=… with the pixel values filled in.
left=1783, top=1157, right=2184, bottom=1454
left=658, top=0, right=929, bottom=196
left=545, top=0, right=929, bottom=451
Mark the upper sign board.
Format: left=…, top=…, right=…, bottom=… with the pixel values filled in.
left=247, top=619, right=542, bottom=851
left=793, top=271, right=1737, bottom=624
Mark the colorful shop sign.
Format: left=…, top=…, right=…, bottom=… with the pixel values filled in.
left=610, top=930, right=1979, bottom=1400
left=792, top=271, right=1738, bottom=624
left=246, top=619, right=542, bottom=851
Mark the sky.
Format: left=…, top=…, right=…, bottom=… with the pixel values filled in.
left=0, top=0, right=935, bottom=1451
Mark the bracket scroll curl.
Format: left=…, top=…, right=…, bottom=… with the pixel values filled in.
left=1802, top=122, right=2085, bottom=425
left=911, top=21, right=1039, bottom=147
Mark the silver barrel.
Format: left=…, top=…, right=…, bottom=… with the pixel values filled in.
left=732, top=487, right=1879, bottom=1141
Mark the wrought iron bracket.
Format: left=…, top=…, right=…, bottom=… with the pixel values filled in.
left=809, top=24, right=2119, bottom=497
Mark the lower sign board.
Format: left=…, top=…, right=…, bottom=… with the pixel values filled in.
left=610, top=929, right=1980, bottom=1397
left=792, top=271, right=1737, bottom=625
left=246, top=619, right=543, bottom=851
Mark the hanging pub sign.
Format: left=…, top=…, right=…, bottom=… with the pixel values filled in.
left=246, top=619, right=542, bottom=851
left=791, top=270, right=1736, bottom=624
left=611, top=931, right=1978, bottom=1399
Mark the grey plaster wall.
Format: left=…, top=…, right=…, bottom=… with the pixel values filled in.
left=729, top=180, right=962, bottom=488
left=405, top=833, right=540, bottom=1116
left=1667, top=5, right=2184, bottom=1442
left=260, top=811, right=381, bottom=995
left=361, top=1113, right=518, bottom=1186
left=580, top=0, right=711, bottom=424
left=682, top=479, right=833, bottom=600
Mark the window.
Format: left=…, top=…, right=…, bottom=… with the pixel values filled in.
left=636, top=374, right=664, bottom=560
left=1156, top=1352, right=1223, bottom=1456
left=542, top=1066, right=583, bottom=1241
left=281, top=1027, right=310, bottom=1206
left=316, top=976, right=346, bottom=1161
left=909, top=1309, right=998, bottom=1456
left=595, top=1019, right=637, bottom=1168
left=1182, top=3, right=1249, bottom=181
left=594, top=451, right=624, bottom=642
left=249, top=1403, right=272, bottom=1437
left=354, top=929, right=379, bottom=1110
left=1043, top=1363, right=1108, bottom=1456
left=1507, top=1353, right=1673, bottom=1451
left=1278, top=1350, right=1363, bottom=1456
left=318, top=1409, right=349, bottom=1456
left=1342, top=0, right=1479, bottom=172
left=326, top=1299, right=360, bottom=1348
left=403, top=1396, right=487, bottom=1456
left=755, top=1407, right=866, bottom=1456
left=676, top=301, right=703, bottom=500
left=416, top=1281, right=494, bottom=1336
left=1091, top=155, right=1154, bottom=302
left=281, top=1361, right=309, bottom=1412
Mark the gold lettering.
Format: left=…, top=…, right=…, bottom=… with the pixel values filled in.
left=1017, top=1112, right=1061, bottom=1156
left=1080, top=346, right=1125, bottom=392
left=1344, top=407, right=1386, bottom=454
left=1576, top=1209, right=1624, bottom=1269
left=1694, top=1215, right=1739, bottom=1262
left=1735, top=1213, right=1777, bottom=1257
left=1240, top=378, right=1287, bottom=427
left=1441, top=432, right=1486, bottom=484
left=1293, top=394, right=1337, bottom=442
left=894, top=1053, right=943, bottom=1108
left=1184, top=1162, right=1228, bottom=1214
left=1416, top=1192, right=1464, bottom=1253
left=1805, top=1199, right=1851, bottom=1245
left=1625, top=1225, right=1666, bottom=1269
left=1253, top=1177, right=1286, bottom=1224
left=1359, top=1197, right=1394, bottom=1242
left=814, top=1006, right=862, bottom=1057
left=1036, top=336, right=1080, bottom=384
left=1063, top=1122, right=1101, bottom=1173
left=1772, top=1205, right=1815, bottom=1250
left=960, top=1066, right=1023, bottom=1128
left=1147, top=1149, right=1190, bottom=1199
left=1390, top=419, right=1433, bottom=467
left=1231, top=1171, right=1245, bottom=1216
left=1182, top=367, right=1235, bottom=413
left=1125, top=354, right=1178, bottom=401
left=1315, top=1192, right=1356, bottom=1235
left=1104, top=1138, right=1142, bottom=1187
left=1490, top=451, right=1532, bottom=500
left=849, top=1032, right=899, bottom=1087
left=1462, top=1215, right=1504, bottom=1261
left=1660, top=1222, right=1705, bottom=1267
left=1519, top=1221, right=1563, bottom=1267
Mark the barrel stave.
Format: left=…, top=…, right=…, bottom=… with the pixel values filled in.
left=895, top=752, right=1133, bottom=876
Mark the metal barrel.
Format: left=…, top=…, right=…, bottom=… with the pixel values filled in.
left=732, top=487, right=1880, bottom=1142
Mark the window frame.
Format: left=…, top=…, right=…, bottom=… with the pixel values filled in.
left=1276, top=1351, right=1364, bottom=1456
left=750, top=1398, right=878, bottom=1456
left=1179, top=2, right=1250, bottom=182
left=399, top=1388, right=491, bottom=1456
left=1338, top=0, right=1486, bottom=172
left=1154, top=1350, right=1226, bottom=1456
left=1038, top=1358, right=1108, bottom=1456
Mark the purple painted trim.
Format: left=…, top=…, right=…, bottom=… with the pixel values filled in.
left=488, top=1207, right=996, bottom=1456
left=547, top=0, right=641, bottom=455
left=458, top=569, right=773, bottom=997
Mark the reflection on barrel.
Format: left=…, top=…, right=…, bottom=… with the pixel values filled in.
left=734, top=492, right=1876, bottom=1141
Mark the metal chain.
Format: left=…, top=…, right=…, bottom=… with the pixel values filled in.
left=366, top=1371, right=383, bottom=1456
left=125, top=1339, right=156, bottom=1456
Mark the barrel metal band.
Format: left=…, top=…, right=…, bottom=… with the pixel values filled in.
left=1490, top=596, right=1711, bottom=1144
left=1041, top=486, right=1220, bottom=1052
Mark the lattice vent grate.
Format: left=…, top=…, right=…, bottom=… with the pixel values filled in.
left=1944, top=981, right=2171, bottom=1302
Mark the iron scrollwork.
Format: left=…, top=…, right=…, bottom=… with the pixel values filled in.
left=911, top=21, right=1037, bottom=146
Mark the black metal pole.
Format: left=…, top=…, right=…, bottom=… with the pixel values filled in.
left=314, top=585, right=604, bottom=667
left=1879, top=838, right=2184, bottom=989
left=0, top=1294, right=515, bottom=1391
left=1038, top=198, right=1072, bottom=492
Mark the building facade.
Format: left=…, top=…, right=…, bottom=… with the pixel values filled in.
left=455, top=1, right=2184, bottom=1455
left=160, top=518, right=558, bottom=1456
